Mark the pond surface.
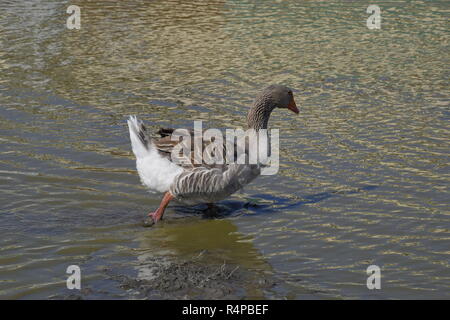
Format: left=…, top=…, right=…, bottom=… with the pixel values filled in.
left=0, top=0, right=449, bottom=299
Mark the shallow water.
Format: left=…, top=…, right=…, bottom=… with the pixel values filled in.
left=0, top=0, right=449, bottom=299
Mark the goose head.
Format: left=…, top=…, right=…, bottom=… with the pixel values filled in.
left=247, top=84, right=298, bottom=130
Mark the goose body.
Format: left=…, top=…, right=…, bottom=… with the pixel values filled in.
left=128, top=116, right=260, bottom=204
left=128, top=84, right=298, bottom=223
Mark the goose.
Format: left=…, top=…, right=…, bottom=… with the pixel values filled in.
left=127, top=84, right=298, bottom=224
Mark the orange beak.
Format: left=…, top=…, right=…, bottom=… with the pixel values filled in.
left=287, top=97, right=299, bottom=114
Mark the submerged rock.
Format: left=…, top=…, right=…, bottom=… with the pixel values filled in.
left=106, top=252, right=275, bottom=299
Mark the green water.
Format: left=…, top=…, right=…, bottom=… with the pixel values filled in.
left=0, top=0, right=449, bottom=299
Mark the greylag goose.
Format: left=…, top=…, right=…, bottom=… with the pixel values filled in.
left=128, top=84, right=298, bottom=224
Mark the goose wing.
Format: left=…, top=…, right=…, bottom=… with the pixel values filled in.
left=153, top=127, right=234, bottom=170
left=169, top=163, right=261, bottom=203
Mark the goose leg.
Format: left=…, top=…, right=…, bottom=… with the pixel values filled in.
left=148, top=192, right=174, bottom=223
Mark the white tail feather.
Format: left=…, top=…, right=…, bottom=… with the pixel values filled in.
left=127, top=115, right=183, bottom=193
left=127, top=115, right=150, bottom=159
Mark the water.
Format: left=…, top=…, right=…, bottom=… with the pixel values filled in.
left=0, top=0, right=449, bottom=299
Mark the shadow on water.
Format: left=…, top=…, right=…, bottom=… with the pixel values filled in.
left=171, top=185, right=379, bottom=218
